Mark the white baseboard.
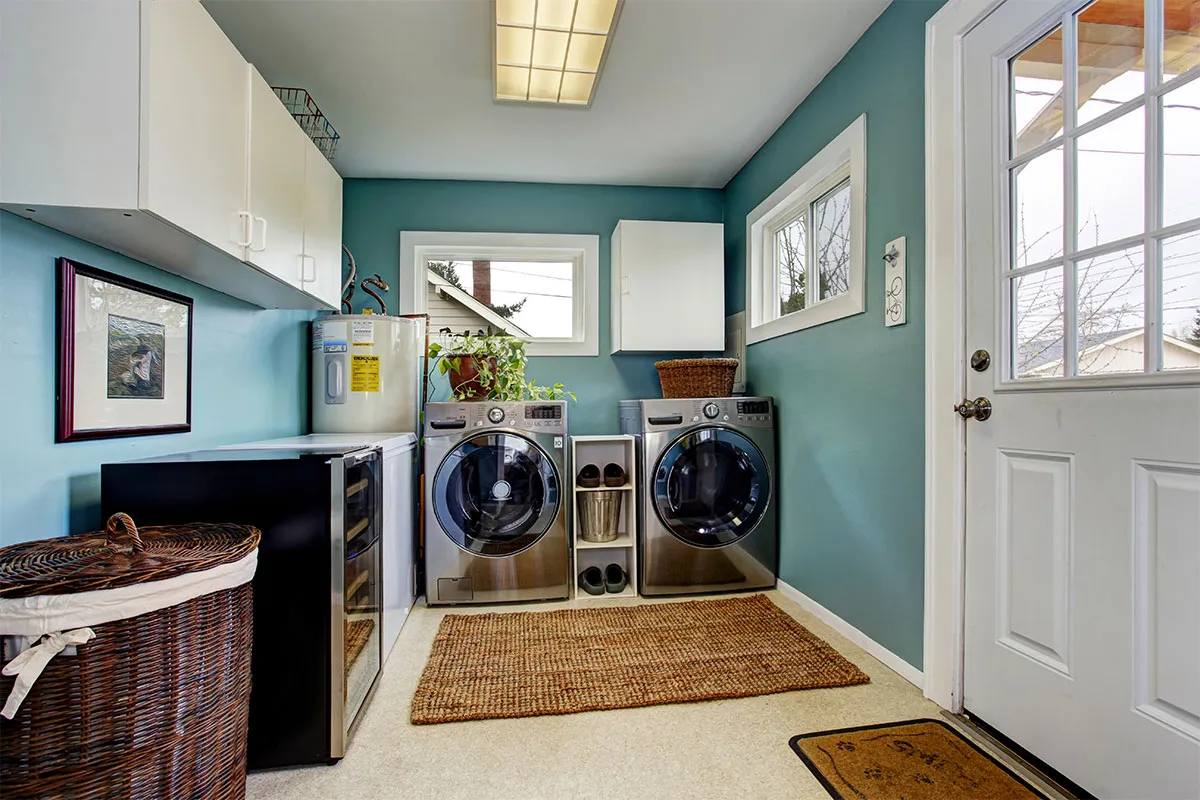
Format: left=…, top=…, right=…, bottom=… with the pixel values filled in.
left=775, top=579, right=925, bottom=689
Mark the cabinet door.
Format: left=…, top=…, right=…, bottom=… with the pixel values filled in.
left=616, top=221, right=725, bottom=351
left=247, top=68, right=307, bottom=289
left=139, top=0, right=250, bottom=260
left=303, top=142, right=344, bottom=309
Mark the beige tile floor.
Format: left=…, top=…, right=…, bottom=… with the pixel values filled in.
left=245, top=590, right=1053, bottom=800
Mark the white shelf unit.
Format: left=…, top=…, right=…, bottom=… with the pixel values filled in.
left=570, top=435, right=638, bottom=600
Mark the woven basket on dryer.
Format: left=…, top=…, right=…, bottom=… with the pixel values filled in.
left=0, top=513, right=260, bottom=800
left=654, top=358, right=739, bottom=398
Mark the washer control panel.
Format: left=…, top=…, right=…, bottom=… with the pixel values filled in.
left=426, top=401, right=567, bottom=435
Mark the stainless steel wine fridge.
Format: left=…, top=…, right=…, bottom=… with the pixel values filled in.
left=101, top=445, right=384, bottom=769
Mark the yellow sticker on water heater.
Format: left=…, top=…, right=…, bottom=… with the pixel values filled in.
left=350, top=355, right=380, bottom=392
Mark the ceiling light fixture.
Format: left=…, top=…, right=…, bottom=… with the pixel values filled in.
left=494, top=0, right=623, bottom=106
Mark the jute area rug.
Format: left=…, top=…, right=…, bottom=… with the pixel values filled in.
left=790, top=719, right=1049, bottom=799
left=410, top=593, right=869, bottom=725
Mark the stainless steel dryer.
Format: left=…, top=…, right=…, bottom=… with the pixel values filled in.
left=425, top=401, right=570, bottom=605
left=620, top=397, right=777, bottom=596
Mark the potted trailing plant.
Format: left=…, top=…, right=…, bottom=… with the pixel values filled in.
left=428, top=329, right=576, bottom=402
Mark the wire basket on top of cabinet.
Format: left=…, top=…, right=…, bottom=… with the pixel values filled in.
left=272, top=86, right=340, bottom=162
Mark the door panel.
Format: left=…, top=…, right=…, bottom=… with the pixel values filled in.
left=651, top=427, right=770, bottom=548
left=432, top=433, right=560, bottom=557
left=248, top=68, right=306, bottom=289
left=963, top=2, right=1200, bottom=796
left=140, top=0, right=249, bottom=259
left=303, top=142, right=344, bottom=308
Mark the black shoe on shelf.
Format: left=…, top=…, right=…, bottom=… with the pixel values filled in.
left=603, top=463, right=627, bottom=488
left=578, top=566, right=605, bottom=596
left=577, top=464, right=601, bottom=488
left=603, top=563, right=628, bottom=594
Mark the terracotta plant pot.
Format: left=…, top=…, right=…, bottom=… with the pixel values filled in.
left=446, top=355, right=497, bottom=400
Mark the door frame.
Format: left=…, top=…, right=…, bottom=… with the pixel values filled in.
left=924, top=0, right=1009, bottom=712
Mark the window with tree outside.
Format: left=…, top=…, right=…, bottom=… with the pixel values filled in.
left=1007, top=0, right=1200, bottom=380
left=401, top=232, right=600, bottom=357
left=745, top=115, right=865, bottom=344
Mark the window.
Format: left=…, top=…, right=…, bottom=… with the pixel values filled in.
left=1005, top=0, right=1200, bottom=382
left=745, top=115, right=866, bottom=344
left=399, top=231, right=600, bottom=356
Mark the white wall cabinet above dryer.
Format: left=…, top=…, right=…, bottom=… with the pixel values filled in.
left=0, top=0, right=342, bottom=311
left=610, top=220, right=725, bottom=353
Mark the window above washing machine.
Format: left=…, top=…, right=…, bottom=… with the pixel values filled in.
left=399, top=231, right=600, bottom=357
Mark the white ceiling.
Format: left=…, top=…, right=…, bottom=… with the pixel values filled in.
left=203, top=0, right=890, bottom=188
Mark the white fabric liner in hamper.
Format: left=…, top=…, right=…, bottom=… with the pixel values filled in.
left=0, top=550, right=257, bottom=719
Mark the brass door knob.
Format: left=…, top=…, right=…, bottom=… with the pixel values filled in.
left=953, top=397, right=992, bottom=422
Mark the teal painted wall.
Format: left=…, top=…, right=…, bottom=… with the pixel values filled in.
left=341, top=179, right=724, bottom=434
left=724, top=1, right=941, bottom=669
left=0, top=212, right=313, bottom=546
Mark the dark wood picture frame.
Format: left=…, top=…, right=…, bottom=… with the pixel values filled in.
left=56, top=257, right=194, bottom=442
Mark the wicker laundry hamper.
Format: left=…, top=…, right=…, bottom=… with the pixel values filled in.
left=655, top=358, right=739, bottom=398
left=0, top=513, right=260, bottom=800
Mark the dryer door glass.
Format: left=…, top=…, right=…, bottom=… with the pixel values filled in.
left=433, top=433, right=561, bottom=556
left=652, top=427, right=771, bottom=548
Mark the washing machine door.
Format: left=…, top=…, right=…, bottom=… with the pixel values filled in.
left=433, top=432, right=561, bottom=557
left=652, top=427, right=771, bottom=548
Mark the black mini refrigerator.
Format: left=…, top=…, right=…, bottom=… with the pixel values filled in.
left=101, top=446, right=383, bottom=769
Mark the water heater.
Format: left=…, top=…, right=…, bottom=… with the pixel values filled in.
left=312, top=315, right=424, bottom=434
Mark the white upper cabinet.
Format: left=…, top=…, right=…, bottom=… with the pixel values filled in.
left=140, top=0, right=250, bottom=261
left=610, top=220, right=725, bottom=353
left=247, top=68, right=308, bottom=289
left=303, top=142, right=346, bottom=309
left=0, top=0, right=342, bottom=311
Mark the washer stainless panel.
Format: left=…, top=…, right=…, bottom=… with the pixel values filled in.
left=424, top=401, right=570, bottom=605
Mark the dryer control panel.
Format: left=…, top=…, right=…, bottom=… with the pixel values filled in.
left=636, top=397, right=775, bottom=429
left=425, top=401, right=568, bottom=436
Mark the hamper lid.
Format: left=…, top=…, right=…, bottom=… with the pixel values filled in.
left=0, top=513, right=261, bottom=599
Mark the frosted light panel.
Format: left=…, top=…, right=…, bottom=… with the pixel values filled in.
left=493, top=0, right=621, bottom=105
left=496, top=0, right=535, bottom=27
left=566, top=34, right=605, bottom=72
left=532, top=29, right=569, bottom=69
left=496, top=26, right=533, bottom=65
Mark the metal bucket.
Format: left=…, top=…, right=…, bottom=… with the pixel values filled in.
left=578, top=491, right=622, bottom=543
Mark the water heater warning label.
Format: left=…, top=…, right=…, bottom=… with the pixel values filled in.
left=350, top=355, right=380, bottom=392
left=352, top=320, right=374, bottom=346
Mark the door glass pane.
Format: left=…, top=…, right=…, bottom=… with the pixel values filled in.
left=444, top=441, right=547, bottom=542
left=815, top=179, right=852, bottom=300
left=1076, top=245, right=1146, bottom=375
left=1162, top=231, right=1200, bottom=370
left=1013, top=265, right=1066, bottom=378
left=1013, top=146, right=1064, bottom=268
left=1076, top=106, right=1145, bottom=250
left=1163, top=80, right=1200, bottom=226
left=1012, top=26, right=1064, bottom=157
left=1076, top=0, right=1146, bottom=125
left=1163, top=1, right=1200, bottom=80
left=776, top=213, right=807, bottom=316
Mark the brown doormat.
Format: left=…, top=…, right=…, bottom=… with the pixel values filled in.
left=411, top=593, right=868, bottom=725
left=790, top=719, right=1050, bottom=800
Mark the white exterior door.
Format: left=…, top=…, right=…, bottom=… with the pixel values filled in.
left=962, top=1, right=1200, bottom=798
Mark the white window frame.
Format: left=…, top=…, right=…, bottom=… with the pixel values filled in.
left=745, top=114, right=867, bottom=344
left=399, top=231, right=600, bottom=356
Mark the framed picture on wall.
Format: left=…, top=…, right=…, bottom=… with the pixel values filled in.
left=56, top=257, right=194, bottom=442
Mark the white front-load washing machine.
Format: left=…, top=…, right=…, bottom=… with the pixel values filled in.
left=620, top=397, right=777, bottom=596
left=424, top=401, right=570, bottom=605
